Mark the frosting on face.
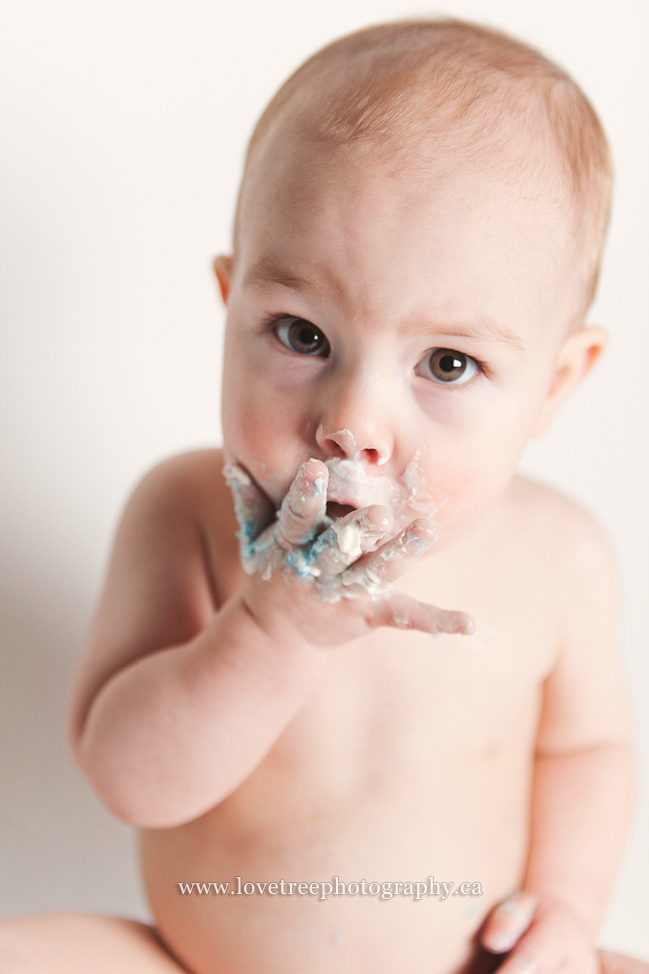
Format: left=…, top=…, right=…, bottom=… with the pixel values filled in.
left=224, top=452, right=438, bottom=605
left=325, top=451, right=436, bottom=527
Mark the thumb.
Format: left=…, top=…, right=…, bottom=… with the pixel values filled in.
left=481, top=891, right=539, bottom=953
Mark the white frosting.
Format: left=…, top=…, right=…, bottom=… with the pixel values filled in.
left=334, top=520, right=362, bottom=557
left=325, top=451, right=436, bottom=526
left=225, top=451, right=438, bottom=605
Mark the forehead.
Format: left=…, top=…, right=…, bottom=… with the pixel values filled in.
left=236, top=136, right=577, bottom=338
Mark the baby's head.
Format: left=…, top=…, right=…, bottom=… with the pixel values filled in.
left=217, top=19, right=612, bottom=545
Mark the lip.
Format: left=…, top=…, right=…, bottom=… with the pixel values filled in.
left=325, top=484, right=376, bottom=510
left=324, top=458, right=406, bottom=510
left=326, top=483, right=373, bottom=506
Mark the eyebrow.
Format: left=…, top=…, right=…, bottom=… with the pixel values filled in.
left=243, top=256, right=325, bottom=297
left=412, top=318, right=525, bottom=353
left=243, top=256, right=524, bottom=353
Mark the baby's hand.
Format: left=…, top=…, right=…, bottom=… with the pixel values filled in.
left=481, top=892, right=599, bottom=974
left=224, top=458, right=473, bottom=648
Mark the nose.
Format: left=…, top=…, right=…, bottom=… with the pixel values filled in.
left=314, top=373, right=393, bottom=466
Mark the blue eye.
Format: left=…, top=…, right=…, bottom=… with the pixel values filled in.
left=417, top=348, right=479, bottom=385
left=275, top=317, right=330, bottom=356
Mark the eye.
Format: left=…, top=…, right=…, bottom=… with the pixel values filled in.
left=274, top=317, right=330, bottom=356
left=416, top=348, right=479, bottom=385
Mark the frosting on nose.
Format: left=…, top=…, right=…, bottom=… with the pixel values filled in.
left=316, top=425, right=390, bottom=466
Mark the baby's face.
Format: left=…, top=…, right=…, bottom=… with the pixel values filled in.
left=219, top=145, right=585, bottom=548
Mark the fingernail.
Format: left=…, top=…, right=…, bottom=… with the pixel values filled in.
left=486, top=933, right=518, bottom=953
left=508, top=962, right=538, bottom=974
left=297, top=470, right=325, bottom=497
left=406, top=518, right=437, bottom=547
left=366, top=507, right=392, bottom=530
left=496, top=891, right=532, bottom=912
left=402, top=527, right=434, bottom=553
left=435, top=612, right=473, bottom=635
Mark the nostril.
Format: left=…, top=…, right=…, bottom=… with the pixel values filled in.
left=322, top=439, right=347, bottom=460
left=364, top=448, right=382, bottom=466
left=364, top=444, right=391, bottom=467
left=315, top=424, right=358, bottom=460
left=315, top=425, right=391, bottom=465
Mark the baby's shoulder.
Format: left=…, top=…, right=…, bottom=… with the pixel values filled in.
left=124, top=447, right=240, bottom=600
left=131, top=447, right=232, bottom=519
left=504, top=478, right=628, bottom=751
left=506, top=474, right=617, bottom=587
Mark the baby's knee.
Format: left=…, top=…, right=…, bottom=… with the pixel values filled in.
left=599, top=950, right=649, bottom=974
left=0, top=916, right=47, bottom=972
left=0, top=914, right=187, bottom=973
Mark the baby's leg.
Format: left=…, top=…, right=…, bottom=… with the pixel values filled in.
left=0, top=914, right=191, bottom=973
left=2, top=919, right=645, bottom=974
left=600, top=951, right=649, bottom=974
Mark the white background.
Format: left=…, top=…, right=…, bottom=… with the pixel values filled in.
left=0, top=0, right=647, bottom=957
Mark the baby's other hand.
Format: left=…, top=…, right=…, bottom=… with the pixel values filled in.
left=481, top=892, right=598, bottom=974
left=224, top=458, right=473, bottom=648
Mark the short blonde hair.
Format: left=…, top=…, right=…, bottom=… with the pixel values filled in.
left=238, top=19, right=612, bottom=315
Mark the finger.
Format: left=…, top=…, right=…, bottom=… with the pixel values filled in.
left=495, top=910, right=583, bottom=974
left=311, top=505, right=393, bottom=576
left=341, top=516, right=437, bottom=590
left=278, top=459, right=328, bottom=546
left=496, top=935, right=562, bottom=974
left=223, top=461, right=275, bottom=551
left=481, top=892, right=539, bottom=954
left=373, top=591, right=474, bottom=636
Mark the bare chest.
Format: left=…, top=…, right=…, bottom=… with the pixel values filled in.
left=209, top=533, right=560, bottom=836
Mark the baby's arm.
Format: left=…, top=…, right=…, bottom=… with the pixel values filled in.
left=68, top=451, right=307, bottom=828
left=68, top=452, right=469, bottom=829
left=482, top=505, right=635, bottom=971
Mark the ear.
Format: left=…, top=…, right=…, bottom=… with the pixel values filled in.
left=213, top=254, right=233, bottom=305
left=531, top=325, right=607, bottom=437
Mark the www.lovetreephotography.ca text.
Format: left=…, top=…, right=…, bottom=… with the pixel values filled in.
left=177, top=877, right=483, bottom=901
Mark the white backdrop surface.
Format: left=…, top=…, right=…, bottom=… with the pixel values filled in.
left=0, top=0, right=647, bottom=957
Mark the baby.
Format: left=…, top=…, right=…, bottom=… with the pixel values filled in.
left=1, top=17, right=644, bottom=974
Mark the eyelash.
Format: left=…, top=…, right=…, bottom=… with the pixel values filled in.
left=261, top=312, right=293, bottom=333
left=262, top=312, right=488, bottom=382
left=262, top=313, right=330, bottom=357
left=417, top=349, right=487, bottom=386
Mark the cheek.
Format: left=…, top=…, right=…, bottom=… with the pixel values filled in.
left=221, top=383, right=312, bottom=504
left=421, top=465, right=500, bottom=546
left=415, top=420, right=527, bottom=535
left=426, top=466, right=476, bottom=527
left=221, top=322, right=319, bottom=475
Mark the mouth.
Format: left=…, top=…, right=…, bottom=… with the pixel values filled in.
left=326, top=501, right=357, bottom=520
